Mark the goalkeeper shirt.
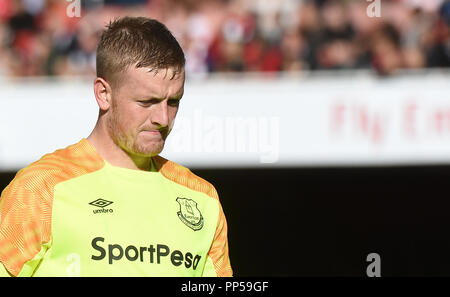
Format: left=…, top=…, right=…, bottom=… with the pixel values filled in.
left=0, top=138, right=232, bottom=277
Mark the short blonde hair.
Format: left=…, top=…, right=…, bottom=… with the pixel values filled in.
left=96, top=17, right=185, bottom=87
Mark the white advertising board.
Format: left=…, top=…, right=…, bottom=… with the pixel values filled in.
left=0, top=71, right=449, bottom=169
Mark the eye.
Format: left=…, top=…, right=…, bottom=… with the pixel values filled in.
left=138, top=99, right=159, bottom=106
left=168, top=99, right=181, bottom=107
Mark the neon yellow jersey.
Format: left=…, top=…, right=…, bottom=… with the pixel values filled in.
left=0, top=139, right=232, bottom=277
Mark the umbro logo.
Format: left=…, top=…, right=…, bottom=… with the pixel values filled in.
left=89, top=198, right=113, bottom=208
left=89, top=198, right=114, bottom=214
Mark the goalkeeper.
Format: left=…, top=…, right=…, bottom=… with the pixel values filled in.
left=0, top=17, right=232, bottom=277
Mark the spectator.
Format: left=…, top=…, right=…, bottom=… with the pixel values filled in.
left=0, top=0, right=448, bottom=77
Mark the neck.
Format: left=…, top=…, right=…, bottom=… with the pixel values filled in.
left=86, top=120, right=152, bottom=171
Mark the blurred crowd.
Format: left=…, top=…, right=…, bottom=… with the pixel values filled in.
left=0, top=0, right=449, bottom=77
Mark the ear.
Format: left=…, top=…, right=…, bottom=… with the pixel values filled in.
left=93, top=77, right=113, bottom=111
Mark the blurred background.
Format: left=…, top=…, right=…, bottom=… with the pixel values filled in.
left=0, top=0, right=449, bottom=76
left=1, top=0, right=450, bottom=276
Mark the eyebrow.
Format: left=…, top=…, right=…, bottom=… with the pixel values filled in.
left=140, top=92, right=184, bottom=101
left=170, top=91, right=184, bottom=99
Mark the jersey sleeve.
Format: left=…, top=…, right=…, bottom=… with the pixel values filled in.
left=148, top=155, right=233, bottom=277
left=0, top=180, right=52, bottom=277
left=202, top=202, right=233, bottom=277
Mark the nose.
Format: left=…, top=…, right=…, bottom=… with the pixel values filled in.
left=151, top=100, right=169, bottom=128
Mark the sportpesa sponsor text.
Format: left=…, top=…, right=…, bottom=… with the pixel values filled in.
left=91, top=237, right=202, bottom=269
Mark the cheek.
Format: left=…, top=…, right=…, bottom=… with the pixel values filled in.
left=110, top=107, right=138, bottom=139
left=168, top=107, right=179, bottom=124
left=121, top=106, right=147, bottom=131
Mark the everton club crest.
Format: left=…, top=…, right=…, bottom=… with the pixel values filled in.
left=176, top=197, right=204, bottom=231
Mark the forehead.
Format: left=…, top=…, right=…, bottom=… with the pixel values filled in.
left=118, top=66, right=185, bottom=97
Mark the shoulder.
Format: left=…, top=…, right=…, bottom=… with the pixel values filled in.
left=153, top=155, right=220, bottom=201
left=2, top=139, right=104, bottom=200
left=0, top=139, right=103, bottom=276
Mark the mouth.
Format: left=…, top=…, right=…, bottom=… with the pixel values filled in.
left=141, top=127, right=169, bottom=140
left=142, top=130, right=161, bottom=135
left=141, top=130, right=168, bottom=140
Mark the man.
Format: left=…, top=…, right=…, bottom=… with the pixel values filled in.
left=0, top=17, right=232, bottom=277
